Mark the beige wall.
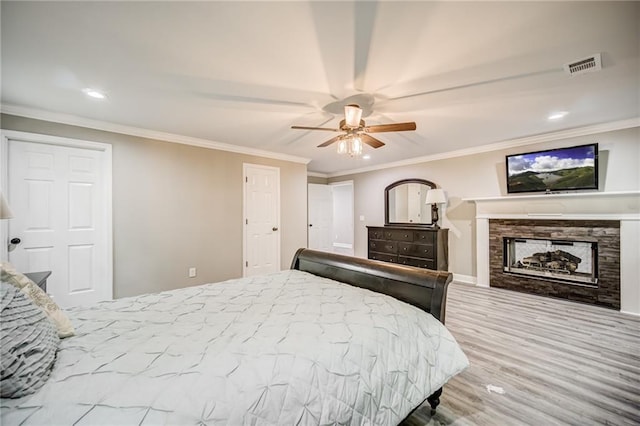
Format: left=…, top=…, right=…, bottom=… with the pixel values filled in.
left=1, top=114, right=308, bottom=298
left=329, top=127, right=640, bottom=280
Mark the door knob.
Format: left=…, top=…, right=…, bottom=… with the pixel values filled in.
left=272, top=227, right=279, bottom=231
left=10, top=237, right=21, bottom=245
left=309, top=224, right=313, bottom=227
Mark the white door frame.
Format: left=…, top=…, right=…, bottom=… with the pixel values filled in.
left=330, top=180, right=354, bottom=255
left=242, top=163, right=280, bottom=277
left=0, top=130, right=113, bottom=299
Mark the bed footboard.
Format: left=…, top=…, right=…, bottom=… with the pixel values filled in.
left=291, top=248, right=455, bottom=413
left=290, top=248, right=453, bottom=324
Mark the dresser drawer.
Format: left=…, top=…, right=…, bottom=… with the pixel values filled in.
left=398, top=242, right=434, bottom=258
left=414, top=231, right=436, bottom=244
left=383, top=229, right=413, bottom=241
left=370, top=252, right=398, bottom=263
left=369, top=239, right=398, bottom=254
left=399, top=256, right=435, bottom=269
left=368, top=228, right=385, bottom=240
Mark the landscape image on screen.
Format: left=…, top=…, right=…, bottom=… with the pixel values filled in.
left=507, top=144, right=597, bottom=193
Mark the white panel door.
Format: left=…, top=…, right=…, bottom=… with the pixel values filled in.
left=243, top=164, right=280, bottom=277
left=8, top=139, right=111, bottom=307
left=308, top=184, right=333, bottom=252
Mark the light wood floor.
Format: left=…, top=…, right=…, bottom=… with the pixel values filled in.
left=402, top=282, right=640, bottom=426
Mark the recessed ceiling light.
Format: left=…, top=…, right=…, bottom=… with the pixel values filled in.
left=547, top=111, right=568, bottom=121
left=363, top=154, right=371, bottom=160
left=82, top=88, right=106, bottom=99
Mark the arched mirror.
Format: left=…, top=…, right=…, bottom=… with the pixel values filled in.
left=385, top=179, right=436, bottom=226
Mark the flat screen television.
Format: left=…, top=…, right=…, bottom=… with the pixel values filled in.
left=506, top=143, right=598, bottom=194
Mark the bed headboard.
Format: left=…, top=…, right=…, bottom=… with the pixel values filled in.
left=290, top=248, right=453, bottom=324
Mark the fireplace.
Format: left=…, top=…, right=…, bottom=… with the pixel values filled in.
left=503, top=237, right=598, bottom=286
left=489, top=219, right=620, bottom=310
left=467, top=190, right=638, bottom=314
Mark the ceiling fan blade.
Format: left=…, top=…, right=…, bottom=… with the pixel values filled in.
left=291, top=125, right=341, bottom=132
left=285, top=114, right=334, bottom=146
left=360, top=134, right=385, bottom=149
left=364, top=122, right=417, bottom=133
left=317, top=135, right=344, bottom=148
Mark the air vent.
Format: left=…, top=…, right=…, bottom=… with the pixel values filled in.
left=564, top=54, right=602, bottom=76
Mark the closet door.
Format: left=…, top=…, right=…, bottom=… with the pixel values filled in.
left=6, top=135, right=112, bottom=308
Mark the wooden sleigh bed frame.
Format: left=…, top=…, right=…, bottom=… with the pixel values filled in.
left=290, top=248, right=454, bottom=412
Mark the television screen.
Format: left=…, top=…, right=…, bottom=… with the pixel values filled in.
left=506, top=143, right=598, bottom=194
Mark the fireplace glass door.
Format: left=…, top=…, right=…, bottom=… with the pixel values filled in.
left=503, top=237, right=598, bottom=286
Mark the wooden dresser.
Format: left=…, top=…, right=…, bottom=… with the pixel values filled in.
left=367, top=226, right=449, bottom=271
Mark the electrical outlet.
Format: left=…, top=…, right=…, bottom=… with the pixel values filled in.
left=188, top=267, right=197, bottom=278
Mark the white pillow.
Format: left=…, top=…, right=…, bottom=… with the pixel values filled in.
left=0, top=262, right=74, bottom=338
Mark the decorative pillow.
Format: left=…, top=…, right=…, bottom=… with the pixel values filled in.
left=0, top=282, right=60, bottom=398
left=0, top=262, right=75, bottom=338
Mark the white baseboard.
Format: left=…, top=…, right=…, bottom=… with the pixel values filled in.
left=452, top=273, right=477, bottom=285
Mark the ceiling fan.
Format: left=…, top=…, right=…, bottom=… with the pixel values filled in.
left=291, top=104, right=416, bottom=156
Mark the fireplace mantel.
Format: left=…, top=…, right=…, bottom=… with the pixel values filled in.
left=464, top=190, right=640, bottom=220
left=464, top=190, right=640, bottom=202
left=465, top=190, right=640, bottom=315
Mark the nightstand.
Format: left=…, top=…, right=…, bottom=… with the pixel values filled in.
left=24, top=271, right=52, bottom=292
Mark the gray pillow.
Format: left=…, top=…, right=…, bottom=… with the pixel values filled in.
left=1, top=282, right=60, bottom=398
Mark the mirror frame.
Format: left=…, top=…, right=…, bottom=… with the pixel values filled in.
left=384, top=178, right=437, bottom=227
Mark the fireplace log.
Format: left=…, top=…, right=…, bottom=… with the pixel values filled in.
left=552, top=249, right=582, bottom=264
left=521, top=250, right=581, bottom=274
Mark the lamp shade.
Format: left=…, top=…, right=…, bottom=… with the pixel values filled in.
left=344, top=104, right=363, bottom=128
left=0, top=192, right=13, bottom=219
left=425, top=188, right=446, bottom=205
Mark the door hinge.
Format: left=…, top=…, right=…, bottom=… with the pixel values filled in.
left=245, top=176, right=248, bottom=183
left=245, top=218, right=248, bottom=225
left=245, top=261, right=248, bottom=267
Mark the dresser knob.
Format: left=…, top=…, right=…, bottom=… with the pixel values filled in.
left=404, top=234, right=408, bottom=237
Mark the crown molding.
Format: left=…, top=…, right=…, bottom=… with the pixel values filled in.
left=324, top=117, right=640, bottom=178
left=306, top=171, right=329, bottom=178
left=3, top=104, right=636, bottom=175
left=1, top=103, right=311, bottom=165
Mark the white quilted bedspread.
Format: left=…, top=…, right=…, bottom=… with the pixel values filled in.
left=1, top=270, right=468, bottom=425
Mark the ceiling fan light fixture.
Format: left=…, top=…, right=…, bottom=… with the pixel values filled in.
left=292, top=102, right=415, bottom=154
left=344, top=104, right=363, bottom=128
left=336, top=135, right=363, bottom=157
left=353, top=136, right=362, bottom=154
left=337, top=139, right=347, bottom=155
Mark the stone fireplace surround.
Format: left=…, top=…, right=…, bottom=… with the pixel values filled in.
left=466, top=191, right=640, bottom=315
left=489, top=219, right=620, bottom=309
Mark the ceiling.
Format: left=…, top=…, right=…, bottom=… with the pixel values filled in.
left=1, top=1, right=638, bottom=175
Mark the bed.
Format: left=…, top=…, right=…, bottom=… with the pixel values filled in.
left=1, top=248, right=468, bottom=425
